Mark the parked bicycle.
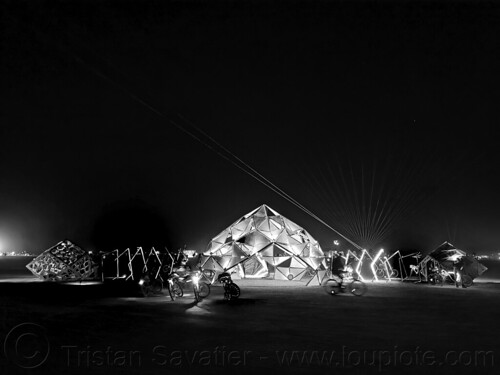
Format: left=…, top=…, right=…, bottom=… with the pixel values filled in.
left=192, top=270, right=210, bottom=302
left=323, top=268, right=367, bottom=296
left=167, top=269, right=210, bottom=302
left=166, top=272, right=183, bottom=301
left=138, top=272, right=163, bottom=297
left=217, top=272, right=240, bottom=300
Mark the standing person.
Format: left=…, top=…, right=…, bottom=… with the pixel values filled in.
left=453, top=257, right=465, bottom=288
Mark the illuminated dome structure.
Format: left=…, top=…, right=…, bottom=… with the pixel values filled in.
left=200, top=204, right=328, bottom=285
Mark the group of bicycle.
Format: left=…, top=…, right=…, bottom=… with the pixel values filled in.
left=138, top=249, right=370, bottom=301
left=138, top=254, right=240, bottom=302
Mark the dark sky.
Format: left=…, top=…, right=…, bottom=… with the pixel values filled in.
left=1, top=0, right=500, bottom=255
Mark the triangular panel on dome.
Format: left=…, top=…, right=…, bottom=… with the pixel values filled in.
left=239, top=243, right=255, bottom=256
left=273, top=256, right=293, bottom=266
left=288, top=236, right=308, bottom=256
left=259, top=244, right=276, bottom=257
left=205, top=240, right=224, bottom=255
left=275, top=257, right=292, bottom=268
left=200, top=256, right=225, bottom=272
left=217, top=243, right=235, bottom=257
left=269, top=216, right=283, bottom=229
left=218, top=255, right=233, bottom=269
left=275, top=232, right=292, bottom=251
left=226, top=242, right=247, bottom=258
left=231, top=217, right=253, bottom=241
left=242, top=254, right=269, bottom=278
left=256, top=217, right=272, bottom=233
left=268, top=219, right=283, bottom=240
left=309, top=245, right=324, bottom=258
left=302, top=256, right=325, bottom=270
left=243, top=231, right=270, bottom=254
left=223, top=256, right=244, bottom=271
left=259, top=243, right=289, bottom=257
left=283, top=217, right=303, bottom=234
left=257, top=217, right=283, bottom=241
left=275, top=267, right=290, bottom=280
left=263, top=205, right=279, bottom=217
left=253, top=205, right=269, bottom=218
left=206, top=228, right=232, bottom=254
left=288, top=267, right=306, bottom=279
left=290, top=256, right=308, bottom=268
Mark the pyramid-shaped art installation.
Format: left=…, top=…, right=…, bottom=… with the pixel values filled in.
left=200, top=204, right=328, bottom=285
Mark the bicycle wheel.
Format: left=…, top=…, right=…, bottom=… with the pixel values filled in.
left=461, top=275, right=473, bottom=288
left=350, top=280, right=367, bottom=296
left=323, top=279, right=341, bottom=295
left=140, top=276, right=152, bottom=297
left=376, top=268, right=385, bottom=278
left=193, top=285, right=201, bottom=302
left=152, top=279, right=163, bottom=294
left=391, top=269, right=399, bottom=278
left=435, top=274, right=444, bottom=286
left=229, top=283, right=240, bottom=299
left=199, top=282, right=210, bottom=298
left=168, top=281, right=183, bottom=301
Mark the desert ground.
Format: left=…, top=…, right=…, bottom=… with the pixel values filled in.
left=0, top=257, right=499, bottom=375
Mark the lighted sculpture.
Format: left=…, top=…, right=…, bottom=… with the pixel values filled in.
left=26, top=240, right=97, bottom=281
left=200, top=204, right=328, bottom=285
left=370, top=249, right=384, bottom=281
left=102, top=246, right=174, bottom=281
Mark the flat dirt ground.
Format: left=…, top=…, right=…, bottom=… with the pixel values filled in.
left=0, top=257, right=499, bottom=375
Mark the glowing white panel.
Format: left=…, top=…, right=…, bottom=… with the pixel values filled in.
left=370, top=249, right=384, bottom=281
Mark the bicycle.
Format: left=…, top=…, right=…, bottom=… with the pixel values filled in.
left=192, top=270, right=211, bottom=302
left=323, top=270, right=367, bottom=296
left=218, top=272, right=240, bottom=300
left=138, top=273, right=163, bottom=297
left=167, top=269, right=210, bottom=302
left=166, top=272, right=184, bottom=301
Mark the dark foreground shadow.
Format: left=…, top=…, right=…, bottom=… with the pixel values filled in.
left=0, top=279, right=146, bottom=304
left=212, top=298, right=265, bottom=306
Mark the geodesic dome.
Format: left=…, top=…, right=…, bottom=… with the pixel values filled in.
left=200, top=204, right=328, bottom=284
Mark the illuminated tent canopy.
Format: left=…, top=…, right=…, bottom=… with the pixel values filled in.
left=428, top=241, right=466, bottom=271
left=419, top=241, right=487, bottom=281
left=26, top=239, right=97, bottom=281
left=200, top=204, right=328, bottom=284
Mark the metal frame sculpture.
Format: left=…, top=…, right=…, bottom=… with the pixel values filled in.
left=101, top=246, right=174, bottom=282
left=397, top=251, right=422, bottom=281
left=26, top=240, right=97, bottom=281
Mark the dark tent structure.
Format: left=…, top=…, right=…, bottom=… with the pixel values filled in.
left=417, top=241, right=487, bottom=284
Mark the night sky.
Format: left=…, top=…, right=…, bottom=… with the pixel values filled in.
left=1, top=0, right=500, bottom=255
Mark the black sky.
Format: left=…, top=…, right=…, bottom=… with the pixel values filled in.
left=1, top=0, right=500, bottom=254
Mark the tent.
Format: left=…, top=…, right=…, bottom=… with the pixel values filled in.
left=26, top=239, right=97, bottom=281
left=418, top=241, right=487, bottom=282
left=199, top=204, right=328, bottom=285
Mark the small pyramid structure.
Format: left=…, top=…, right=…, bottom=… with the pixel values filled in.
left=200, top=204, right=328, bottom=284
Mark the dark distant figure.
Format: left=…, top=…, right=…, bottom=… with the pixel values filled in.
left=453, top=257, right=465, bottom=288
left=330, top=251, right=346, bottom=286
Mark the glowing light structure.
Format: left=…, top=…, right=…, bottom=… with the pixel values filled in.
left=200, top=204, right=328, bottom=285
left=370, top=249, right=384, bottom=281
left=355, top=250, right=367, bottom=281
left=26, top=240, right=97, bottom=281
left=102, top=246, right=172, bottom=281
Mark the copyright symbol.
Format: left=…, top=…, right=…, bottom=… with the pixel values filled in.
left=4, top=323, right=50, bottom=369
